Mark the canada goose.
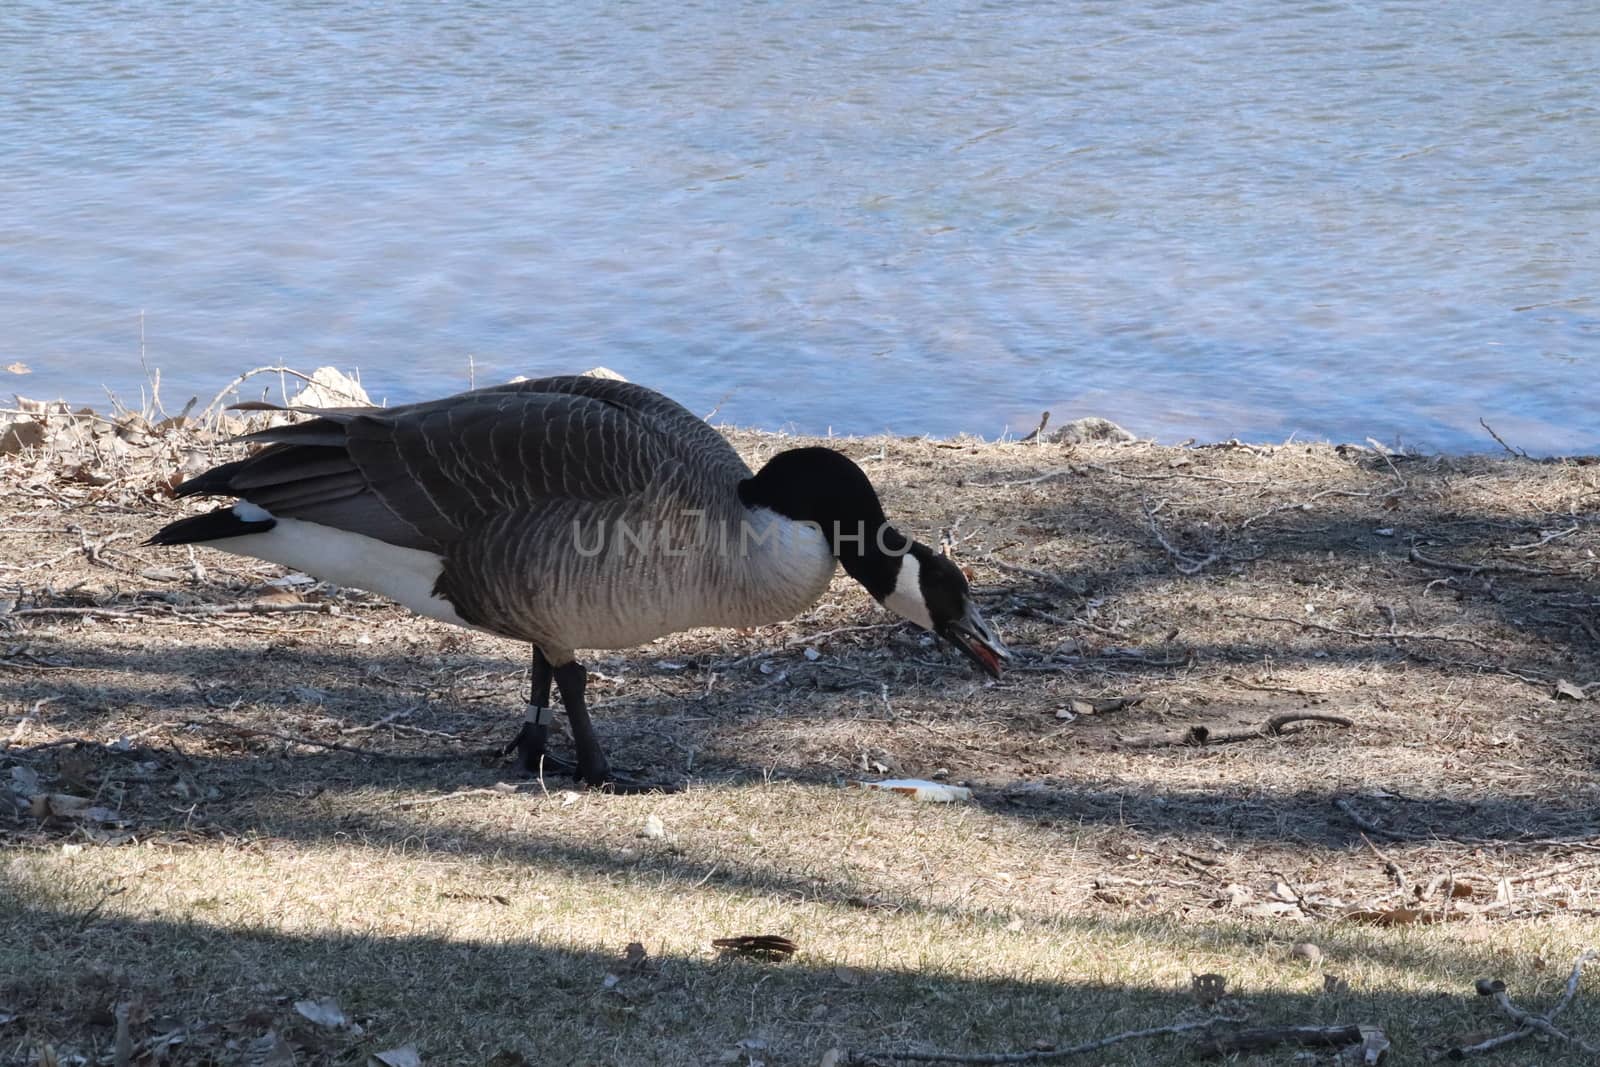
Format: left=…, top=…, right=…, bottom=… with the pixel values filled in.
left=149, top=375, right=1010, bottom=786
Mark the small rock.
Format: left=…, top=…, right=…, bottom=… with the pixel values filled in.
left=1291, top=942, right=1323, bottom=964
left=290, top=366, right=371, bottom=408
left=1049, top=416, right=1136, bottom=444
left=1555, top=679, right=1588, bottom=701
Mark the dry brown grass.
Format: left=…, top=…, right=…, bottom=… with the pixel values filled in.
left=3, top=407, right=1600, bottom=1065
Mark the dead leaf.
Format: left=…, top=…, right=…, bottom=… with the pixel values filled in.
left=0, top=419, right=46, bottom=455
left=438, top=891, right=510, bottom=906
left=1555, top=679, right=1587, bottom=701
left=55, top=751, right=98, bottom=791
left=1191, top=973, right=1227, bottom=1006
left=114, top=1002, right=134, bottom=1067
left=1349, top=1023, right=1389, bottom=1065
left=622, top=942, right=651, bottom=972
left=249, top=1031, right=296, bottom=1067
left=293, top=996, right=354, bottom=1031
left=369, top=1044, right=423, bottom=1067
left=8, top=765, right=41, bottom=797
left=30, top=793, right=90, bottom=818
left=1243, top=900, right=1303, bottom=919
left=3, top=362, right=29, bottom=374
left=1342, top=907, right=1456, bottom=926
left=712, top=935, right=797, bottom=959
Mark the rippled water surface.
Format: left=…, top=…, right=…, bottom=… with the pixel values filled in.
left=3, top=1, right=1596, bottom=451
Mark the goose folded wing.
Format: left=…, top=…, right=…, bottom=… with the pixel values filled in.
left=221, top=390, right=676, bottom=551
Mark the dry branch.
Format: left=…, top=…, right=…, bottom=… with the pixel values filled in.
left=1446, top=951, right=1599, bottom=1059
left=1194, top=1024, right=1363, bottom=1058
left=1408, top=547, right=1560, bottom=578
left=1233, top=612, right=1493, bottom=652
left=1333, top=798, right=1408, bottom=842
left=3, top=599, right=344, bottom=623
left=186, top=718, right=490, bottom=763
left=1122, top=713, right=1353, bottom=749
left=198, top=364, right=369, bottom=421
left=1478, top=418, right=1529, bottom=459
left=1141, top=500, right=1220, bottom=575
left=850, top=1016, right=1236, bottom=1065
left=1239, top=487, right=1377, bottom=529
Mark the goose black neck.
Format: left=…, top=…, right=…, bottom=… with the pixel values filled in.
left=737, top=446, right=907, bottom=600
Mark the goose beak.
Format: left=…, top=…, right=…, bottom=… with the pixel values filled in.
left=938, top=602, right=1011, bottom=679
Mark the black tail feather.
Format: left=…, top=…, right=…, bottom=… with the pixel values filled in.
left=146, top=507, right=274, bottom=547
left=173, top=458, right=252, bottom=498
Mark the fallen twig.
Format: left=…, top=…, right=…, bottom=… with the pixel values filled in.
left=971, top=554, right=1075, bottom=591
left=1448, top=952, right=1600, bottom=1058
left=1233, top=612, right=1493, bottom=652
left=1122, top=713, right=1353, bottom=749
left=1506, top=526, right=1579, bottom=552
left=199, top=364, right=368, bottom=422
left=1359, top=831, right=1408, bottom=890
left=187, top=718, right=490, bottom=763
left=851, top=1016, right=1238, bottom=1065
left=3, top=599, right=343, bottom=622
left=1479, top=418, right=1529, bottom=460
left=1017, top=411, right=1050, bottom=444
left=1141, top=500, right=1220, bottom=576
left=1194, top=1024, right=1364, bottom=1059
left=1240, top=488, right=1375, bottom=528
left=969, top=468, right=1075, bottom=489
left=1333, top=798, right=1408, bottom=842
left=1408, top=547, right=1561, bottom=578
left=392, top=785, right=534, bottom=809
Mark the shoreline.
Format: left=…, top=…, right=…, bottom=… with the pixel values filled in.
left=3, top=365, right=1596, bottom=470
left=3, top=368, right=1599, bottom=1063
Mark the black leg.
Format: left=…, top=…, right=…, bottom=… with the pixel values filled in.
left=505, top=647, right=573, bottom=777
left=553, top=660, right=610, bottom=787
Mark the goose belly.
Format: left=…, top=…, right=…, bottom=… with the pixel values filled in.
left=218, top=510, right=473, bottom=628
left=446, top=506, right=837, bottom=651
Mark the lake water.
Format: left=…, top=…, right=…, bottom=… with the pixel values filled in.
left=3, top=0, right=1596, bottom=454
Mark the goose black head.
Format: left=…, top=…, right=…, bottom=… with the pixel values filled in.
left=740, top=447, right=1010, bottom=677
left=882, top=542, right=1010, bottom=678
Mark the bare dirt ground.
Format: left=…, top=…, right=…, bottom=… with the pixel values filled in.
left=2, top=394, right=1599, bottom=1065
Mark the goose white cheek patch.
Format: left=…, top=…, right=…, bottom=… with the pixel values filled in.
left=882, top=551, right=934, bottom=631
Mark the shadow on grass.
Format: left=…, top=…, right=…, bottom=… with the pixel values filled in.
left=0, top=876, right=1592, bottom=1067
left=3, top=626, right=1600, bottom=853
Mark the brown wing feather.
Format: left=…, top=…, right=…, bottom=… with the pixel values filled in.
left=179, top=377, right=750, bottom=555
